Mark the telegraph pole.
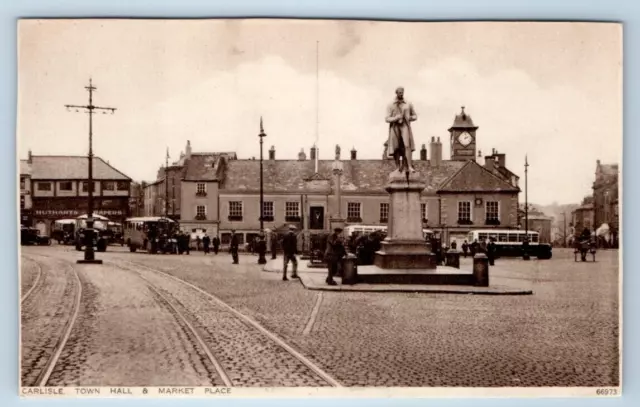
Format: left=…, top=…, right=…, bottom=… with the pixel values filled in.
left=258, top=117, right=267, bottom=265
left=523, top=155, right=530, bottom=260
left=165, top=147, right=170, bottom=218
left=563, top=212, right=567, bottom=248
left=66, top=78, right=116, bottom=264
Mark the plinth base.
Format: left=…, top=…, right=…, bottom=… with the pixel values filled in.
left=77, top=259, right=103, bottom=264
left=374, top=239, right=437, bottom=269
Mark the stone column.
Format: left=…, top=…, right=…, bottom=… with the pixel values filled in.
left=374, top=171, right=436, bottom=269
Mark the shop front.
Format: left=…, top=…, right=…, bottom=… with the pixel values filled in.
left=32, top=197, right=129, bottom=236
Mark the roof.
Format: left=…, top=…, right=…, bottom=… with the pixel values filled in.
left=599, top=163, right=619, bottom=176
left=437, top=161, right=521, bottom=193
left=20, top=160, right=31, bottom=176
left=183, top=153, right=229, bottom=181
left=449, top=107, right=478, bottom=130
left=219, top=159, right=467, bottom=194
left=30, top=155, right=131, bottom=180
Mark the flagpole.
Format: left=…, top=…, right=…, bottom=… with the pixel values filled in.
left=315, top=40, right=319, bottom=174
left=165, top=147, right=169, bottom=218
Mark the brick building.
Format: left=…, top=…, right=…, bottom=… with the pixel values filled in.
left=143, top=107, right=522, bottom=247
left=19, top=157, right=32, bottom=226
left=592, top=160, right=619, bottom=246
left=571, top=196, right=595, bottom=235
left=24, top=152, right=132, bottom=236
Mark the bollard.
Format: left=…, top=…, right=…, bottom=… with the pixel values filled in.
left=446, top=249, right=461, bottom=269
left=473, top=253, right=490, bottom=287
left=342, top=253, right=358, bottom=285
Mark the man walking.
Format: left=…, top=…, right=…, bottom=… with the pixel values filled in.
left=212, top=235, right=220, bottom=255
left=270, top=232, right=278, bottom=260
left=230, top=230, right=239, bottom=264
left=202, top=233, right=211, bottom=254
left=462, top=240, right=469, bottom=258
left=282, top=226, right=299, bottom=281
left=324, top=227, right=345, bottom=286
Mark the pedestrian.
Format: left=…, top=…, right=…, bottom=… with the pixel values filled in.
left=196, top=235, right=202, bottom=252
left=270, top=232, right=278, bottom=260
left=324, top=227, right=345, bottom=286
left=176, top=231, right=184, bottom=254
left=462, top=240, right=469, bottom=258
left=487, top=237, right=496, bottom=266
left=470, top=239, right=478, bottom=257
left=230, top=230, right=239, bottom=264
left=451, top=239, right=457, bottom=250
left=256, top=233, right=267, bottom=263
left=202, top=233, right=211, bottom=254
left=212, top=235, right=220, bottom=255
left=282, top=226, right=299, bottom=281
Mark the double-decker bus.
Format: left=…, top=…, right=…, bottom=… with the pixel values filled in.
left=467, top=229, right=552, bottom=259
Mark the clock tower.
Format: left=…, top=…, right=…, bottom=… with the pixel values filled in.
left=449, top=106, right=478, bottom=161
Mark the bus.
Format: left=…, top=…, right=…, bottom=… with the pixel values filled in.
left=75, top=214, right=110, bottom=252
left=124, top=216, right=177, bottom=253
left=344, top=225, right=435, bottom=239
left=467, top=229, right=552, bottom=259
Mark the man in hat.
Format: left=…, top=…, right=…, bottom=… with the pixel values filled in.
left=324, top=226, right=346, bottom=286
left=282, top=225, right=299, bottom=281
left=230, top=229, right=239, bottom=264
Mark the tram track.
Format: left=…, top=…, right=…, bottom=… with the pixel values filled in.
left=20, top=254, right=83, bottom=387
left=20, top=256, right=43, bottom=304
left=110, top=258, right=342, bottom=387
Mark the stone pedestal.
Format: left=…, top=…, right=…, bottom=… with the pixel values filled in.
left=374, top=171, right=437, bottom=270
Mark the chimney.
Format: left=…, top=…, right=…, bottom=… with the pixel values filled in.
left=350, top=147, right=357, bottom=160
left=310, top=145, right=317, bottom=161
left=429, top=137, right=438, bottom=166
left=185, top=140, right=192, bottom=158
left=268, top=145, right=275, bottom=160
left=484, top=152, right=496, bottom=172
left=495, top=151, right=506, bottom=168
left=420, top=144, right=427, bottom=161
left=298, top=148, right=307, bottom=161
left=27, top=149, right=32, bottom=164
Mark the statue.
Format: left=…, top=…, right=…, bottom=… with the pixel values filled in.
left=385, top=86, right=417, bottom=173
left=335, top=144, right=341, bottom=160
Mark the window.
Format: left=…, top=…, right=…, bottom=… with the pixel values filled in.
left=457, top=201, right=472, bottom=224
left=103, top=181, right=115, bottom=191
left=379, top=203, right=389, bottom=223
left=498, top=233, right=508, bottom=242
left=196, top=205, right=206, bottom=220
left=347, top=202, right=362, bottom=222
left=20, top=177, right=26, bottom=190
left=485, top=201, right=500, bottom=224
left=508, top=232, right=518, bottom=242
left=228, top=201, right=243, bottom=221
left=117, top=181, right=129, bottom=191
left=20, top=196, right=25, bottom=210
left=262, top=201, right=274, bottom=221
left=421, top=202, right=427, bottom=221
left=285, top=202, right=300, bottom=221
left=59, top=181, right=73, bottom=191
left=81, top=181, right=99, bottom=193
left=37, top=182, right=51, bottom=191
left=196, top=183, right=206, bottom=196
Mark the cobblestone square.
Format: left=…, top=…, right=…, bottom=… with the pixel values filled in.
left=20, top=245, right=619, bottom=388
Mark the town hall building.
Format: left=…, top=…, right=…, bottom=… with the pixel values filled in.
left=142, top=107, right=522, bottom=248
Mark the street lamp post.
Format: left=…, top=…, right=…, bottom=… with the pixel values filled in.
left=523, top=155, right=530, bottom=260
left=66, top=79, right=116, bottom=264
left=258, top=117, right=267, bottom=265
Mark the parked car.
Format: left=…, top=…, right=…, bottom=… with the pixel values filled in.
left=20, top=226, right=51, bottom=246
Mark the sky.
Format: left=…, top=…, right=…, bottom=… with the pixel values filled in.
left=17, top=20, right=622, bottom=205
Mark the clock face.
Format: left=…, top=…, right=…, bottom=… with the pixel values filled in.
left=458, top=131, right=473, bottom=147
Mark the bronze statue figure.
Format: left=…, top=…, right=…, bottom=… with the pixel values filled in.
left=385, top=86, right=417, bottom=173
